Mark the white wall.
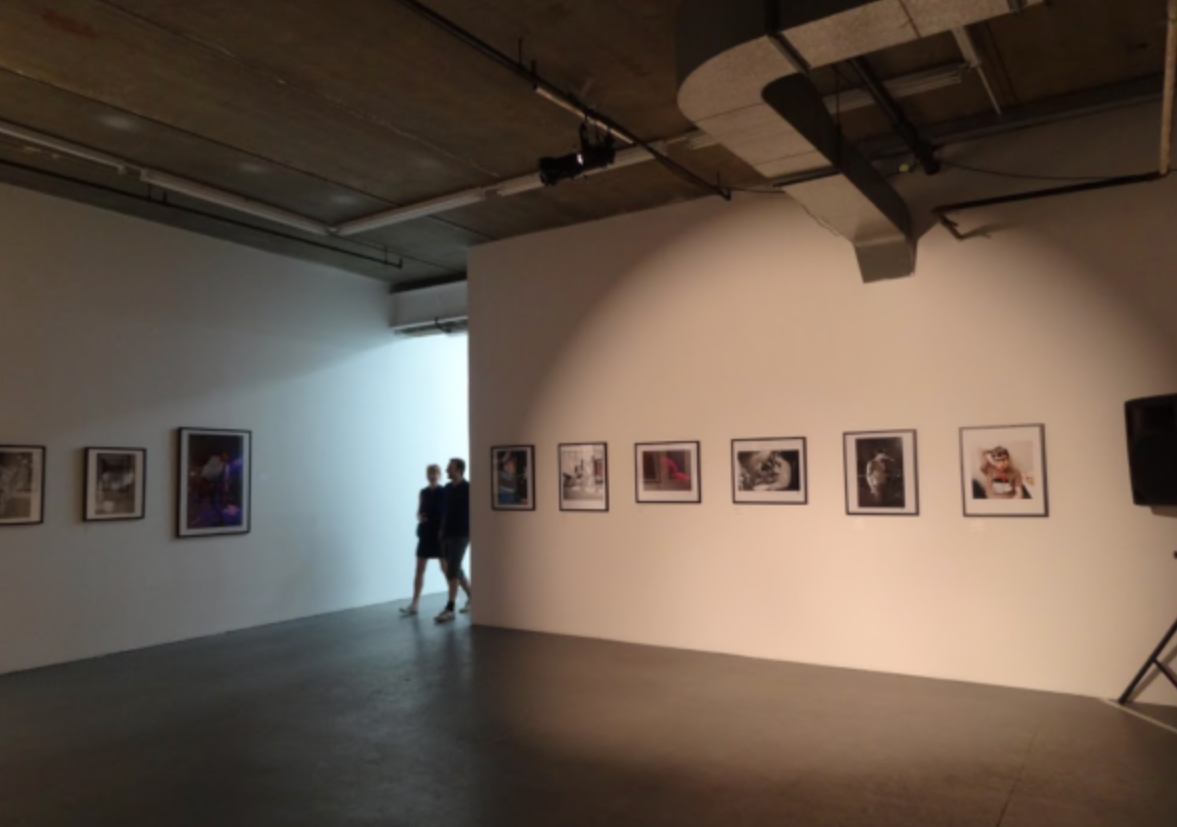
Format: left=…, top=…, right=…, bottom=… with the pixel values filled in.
left=468, top=103, right=1177, bottom=704
left=0, top=184, right=467, bottom=675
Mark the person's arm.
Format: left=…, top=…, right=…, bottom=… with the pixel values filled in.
left=417, top=490, right=425, bottom=523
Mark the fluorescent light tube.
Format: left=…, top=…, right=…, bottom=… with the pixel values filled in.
left=0, top=120, right=128, bottom=173
left=140, top=170, right=329, bottom=236
left=334, top=189, right=488, bottom=236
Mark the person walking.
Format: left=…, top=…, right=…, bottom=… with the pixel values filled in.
left=435, top=457, right=472, bottom=623
left=400, top=464, right=446, bottom=616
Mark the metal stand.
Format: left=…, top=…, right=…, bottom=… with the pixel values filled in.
left=1118, top=614, right=1177, bottom=704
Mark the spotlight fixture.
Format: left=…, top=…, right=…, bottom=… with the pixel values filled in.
left=539, top=122, right=616, bottom=186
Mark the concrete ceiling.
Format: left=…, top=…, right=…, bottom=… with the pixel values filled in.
left=0, top=0, right=1167, bottom=285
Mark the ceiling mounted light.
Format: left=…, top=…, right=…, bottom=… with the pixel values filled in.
left=539, top=123, right=617, bottom=186
left=139, top=170, right=329, bottom=236
left=0, top=120, right=128, bottom=174
left=333, top=189, right=488, bottom=236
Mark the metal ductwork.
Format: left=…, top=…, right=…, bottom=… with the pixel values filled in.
left=677, top=1, right=1043, bottom=282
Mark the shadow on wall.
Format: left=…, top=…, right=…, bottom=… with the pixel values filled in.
left=483, top=184, right=1177, bottom=451
left=471, top=196, right=762, bottom=431
left=0, top=188, right=400, bottom=436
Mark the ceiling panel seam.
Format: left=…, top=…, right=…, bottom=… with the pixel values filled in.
left=93, top=0, right=504, bottom=179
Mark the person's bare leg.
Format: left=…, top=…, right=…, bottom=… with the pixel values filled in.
left=409, top=557, right=427, bottom=610
left=458, top=571, right=472, bottom=599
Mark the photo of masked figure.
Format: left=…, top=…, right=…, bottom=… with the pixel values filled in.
left=960, top=426, right=1047, bottom=517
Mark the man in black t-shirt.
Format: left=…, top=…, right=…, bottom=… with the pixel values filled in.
left=436, top=457, right=472, bottom=623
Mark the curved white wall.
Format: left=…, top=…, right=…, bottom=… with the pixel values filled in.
left=469, top=105, right=1177, bottom=703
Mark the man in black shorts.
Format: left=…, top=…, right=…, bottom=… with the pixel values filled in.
left=436, top=457, right=471, bottom=623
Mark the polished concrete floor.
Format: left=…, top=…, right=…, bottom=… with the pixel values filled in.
left=1, top=596, right=1176, bottom=827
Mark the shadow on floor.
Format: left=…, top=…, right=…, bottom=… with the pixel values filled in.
left=0, top=598, right=1174, bottom=827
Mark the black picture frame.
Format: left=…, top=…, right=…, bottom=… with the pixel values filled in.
left=83, top=447, right=147, bottom=522
left=491, top=445, right=536, bottom=511
left=176, top=427, right=252, bottom=538
left=558, top=442, right=609, bottom=512
left=959, top=424, right=1049, bottom=518
left=843, top=429, right=919, bottom=516
left=0, top=444, right=46, bottom=527
left=731, top=437, right=808, bottom=505
left=634, top=441, right=701, bottom=504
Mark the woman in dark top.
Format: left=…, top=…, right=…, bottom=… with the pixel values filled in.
left=400, top=464, right=445, bottom=616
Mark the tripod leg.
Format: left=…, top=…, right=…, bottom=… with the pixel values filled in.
left=1119, top=614, right=1177, bottom=705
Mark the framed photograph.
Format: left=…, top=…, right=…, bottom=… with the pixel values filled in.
left=559, top=442, right=608, bottom=512
left=960, top=424, right=1048, bottom=517
left=844, top=430, right=919, bottom=516
left=491, top=445, right=535, bottom=511
left=635, top=441, right=701, bottom=504
left=177, top=428, right=251, bottom=537
left=732, top=437, right=807, bottom=505
left=0, top=445, right=45, bottom=526
left=84, top=448, right=146, bottom=522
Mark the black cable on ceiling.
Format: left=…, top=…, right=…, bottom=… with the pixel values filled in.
left=940, top=159, right=1139, bottom=183
left=388, top=0, right=731, bottom=201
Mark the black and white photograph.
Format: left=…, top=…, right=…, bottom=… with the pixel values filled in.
left=84, top=448, right=147, bottom=522
left=635, top=441, right=700, bottom=504
left=559, top=442, right=608, bottom=512
left=178, top=428, right=251, bottom=537
left=844, top=430, right=919, bottom=516
left=732, top=437, right=807, bottom=505
left=961, top=424, right=1048, bottom=517
left=492, top=445, right=535, bottom=511
left=0, top=445, right=45, bottom=526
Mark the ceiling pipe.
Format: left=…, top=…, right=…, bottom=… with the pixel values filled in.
left=951, top=28, right=1003, bottom=116
left=846, top=57, right=941, bottom=174
left=139, top=170, right=331, bottom=236
left=1161, top=0, right=1177, bottom=175
left=936, top=0, right=1177, bottom=239
left=334, top=188, right=489, bottom=236
left=0, top=121, right=129, bottom=174
left=533, top=87, right=635, bottom=146
left=336, top=141, right=670, bottom=235
left=0, top=118, right=339, bottom=236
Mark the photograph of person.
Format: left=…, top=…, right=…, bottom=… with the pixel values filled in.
left=960, top=425, right=1048, bottom=517
left=178, top=428, right=251, bottom=536
left=0, top=447, right=43, bottom=525
left=843, top=430, right=919, bottom=516
left=491, top=445, right=535, bottom=510
left=84, top=448, right=146, bottom=521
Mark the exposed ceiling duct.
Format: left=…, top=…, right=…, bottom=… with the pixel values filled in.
left=677, top=0, right=1044, bottom=282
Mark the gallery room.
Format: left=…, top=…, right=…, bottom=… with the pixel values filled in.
left=2, top=1, right=1177, bottom=825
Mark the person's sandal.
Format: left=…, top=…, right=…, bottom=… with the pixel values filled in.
left=399, top=606, right=418, bottom=616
